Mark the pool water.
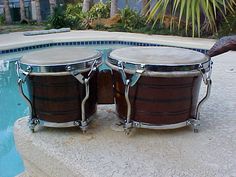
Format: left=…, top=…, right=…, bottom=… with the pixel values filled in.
left=0, top=45, right=126, bottom=177
left=0, top=61, right=27, bottom=177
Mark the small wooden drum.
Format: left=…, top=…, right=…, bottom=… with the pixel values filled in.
left=16, top=47, right=102, bottom=132
left=107, top=47, right=212, bottom=133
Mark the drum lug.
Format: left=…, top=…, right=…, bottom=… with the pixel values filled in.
left=74, top=120, right=88, bottom=133
left=117, top=61, right=144, bottom=86
left=80, top=121, right=88, bottom=133
left=28, top=118, right=40, bottom=133
left=187, top=119, right=200, bottom=133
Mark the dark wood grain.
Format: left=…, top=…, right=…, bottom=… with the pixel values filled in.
left=113, top=71, right=202, bottom=125
left=97, top=70, right=114, bottom=104
left=27, top=72, right=97, bottom=123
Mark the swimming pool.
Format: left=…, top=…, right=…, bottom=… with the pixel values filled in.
left=0, top=45, right=128, bottom=177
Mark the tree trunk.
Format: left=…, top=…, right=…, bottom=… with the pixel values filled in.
left=82, top=0, right=90, bottom=12
left=19, top=0, right=26, bottom=21
left=35, top=0, right=42, bottom=22
left=3, top=0, right=12, bottom=24
left=141, top=0, right=150, bottom=16
left=110, top=0, right=118, bottom=17
left=49, top=0, right=56, bottom=15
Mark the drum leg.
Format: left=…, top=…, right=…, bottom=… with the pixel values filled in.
left=117, top=61, right=144, bottom=135
left=123, top=81, right=133, bottom=134
left=80, top=78, right=90, bottom=133
left=17, top=74, right=39, bottom=132
left=68, top=60, right=98, bottom=133
left=190, top=62, right=212, bottom=133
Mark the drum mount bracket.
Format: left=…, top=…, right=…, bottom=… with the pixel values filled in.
left=117, top=61, right=145, bottom=135
left=189, top=62, right=213, bottom=133
left=67, top=60, right=98, bottom=133
left=16, top=62, right=39, bottom=132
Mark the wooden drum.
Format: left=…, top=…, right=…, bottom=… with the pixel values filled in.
left=107, top=47, right=212, bottom=133
left=17, top=47, right=102, bottom=132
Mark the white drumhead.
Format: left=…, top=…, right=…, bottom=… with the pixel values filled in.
left=109, top=47, right=207, bottom=65
left=21, top=47, right=101, bottom=66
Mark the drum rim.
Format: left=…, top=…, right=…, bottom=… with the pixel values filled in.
left=19, top=55, right=102, bottom=74
left=107, top=55, right=211, bottom=73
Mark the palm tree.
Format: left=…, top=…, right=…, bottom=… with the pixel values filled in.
left=146, top=0, right=236, bottom=37
left=82, top=0, right=91, bottom=12
left=19, top=0, right=26, bottom=21
left=35, top=0, right=42, bottom=22
left=110, top=0, right=118, bottom=17
left=141, top=0, right=150, bottom=16
left=49, top=0, right=57, bottom=15
left=3, top=0, right=12, bottom=24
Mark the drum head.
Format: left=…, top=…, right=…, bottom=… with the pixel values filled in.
left=19, top=47, right=102, bottom=75
left=21, top=47, right=101, bottom=66
left=108, top=47, right=210, bottom=77
left=109, top=47, right=208, bottom=65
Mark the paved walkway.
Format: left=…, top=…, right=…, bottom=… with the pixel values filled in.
left=14, top=50, right=236, bottom=177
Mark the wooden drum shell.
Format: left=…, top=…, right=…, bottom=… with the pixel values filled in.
left=97, top=70, right=114, bottom=104
left=113, top=71, right=202, bottom=125
left=27, top=72, right=97, bottom=123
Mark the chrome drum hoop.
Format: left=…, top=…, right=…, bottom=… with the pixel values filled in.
left=19, top=55, right=102, bottom=75
left=119, top=118, right=190, bottom=130
left=37, top=113, right=96, bottom=128
left=107, top=56, right=211, bottom=74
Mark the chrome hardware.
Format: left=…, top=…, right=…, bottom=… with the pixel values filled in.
left=120, top=118, right=190, bottom=130
left=190, top=60, right=213, bottom=133
left=80, top=78, right=89, bottom=133
left=68, top=60, right=98, bottom=132
left=28, top=118, right=40, bottom=133
left=32, top=114, right=96, bottom=128
left=117, top=61, right=145, bottom=134
left=16, top=62, right=39, bottom=132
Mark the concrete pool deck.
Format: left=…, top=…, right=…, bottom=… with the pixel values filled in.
left=0, top=30, right=216, bottom=51
left=1, top=31, right=234, bottom=176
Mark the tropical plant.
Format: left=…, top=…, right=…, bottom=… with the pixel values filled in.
left=218, top=10, right=236, bottom=37
left=119, top=7, right=146, bottom=31
left=0, top=15, right=5, bottom=25
left=65, top=3, right=86, bottom=29
left=48, top=5, right=68, bottom=29
left=146, top=0, right=236, bottom=37
left=141, top=0, right=150, bottom=16
left=88, top=2, right=110, bottom=20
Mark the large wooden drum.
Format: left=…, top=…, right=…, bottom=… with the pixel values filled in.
left=17, top=47, right=102, bottom=132
left=107, top=47, right=212, bottom=133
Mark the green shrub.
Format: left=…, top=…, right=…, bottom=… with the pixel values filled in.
left=119, top=7, right=146, bottom=31
left=48, top=5, right=68, bottom=29
left=0, top=15, right=5, bottom=25
left=218, top=11, right=236, bottom=38
left=87, top=2, right=110, bottom=20
left=65, top=3, right=86, bottom=29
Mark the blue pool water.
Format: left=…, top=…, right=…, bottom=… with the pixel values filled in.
left=0, top=45, right=125, bottom=177
left=0, top=61, right=27, bottom=177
